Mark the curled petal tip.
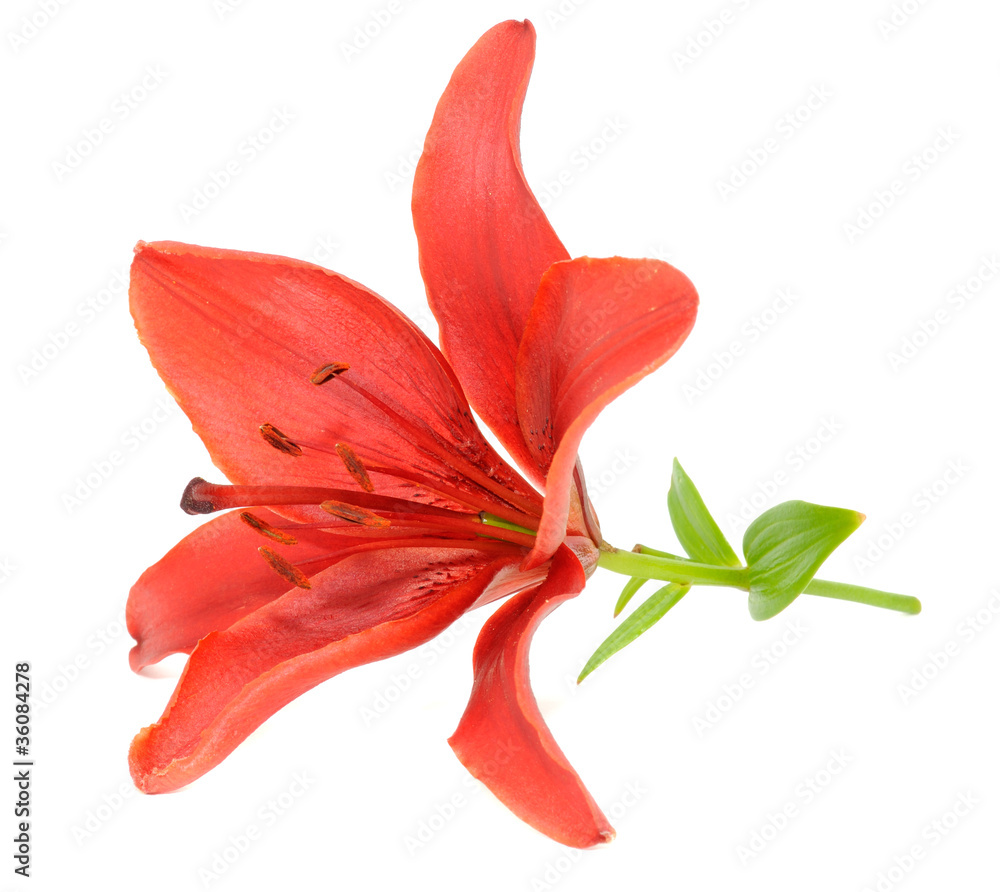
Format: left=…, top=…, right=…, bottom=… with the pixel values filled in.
left=127, top=645, right=144, bottom=674
left=128, top=726, right=161, bottom=794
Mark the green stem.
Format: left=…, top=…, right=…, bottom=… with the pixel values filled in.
left=598, top=542, right=920, bottom=615
left=803, top=578, right=921, bottom=614
left=597, top=544, right=749, bottom=588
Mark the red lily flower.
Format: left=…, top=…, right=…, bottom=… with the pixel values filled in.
left=127, top=20, right=697, bottom=848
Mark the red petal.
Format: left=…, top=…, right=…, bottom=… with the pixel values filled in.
left=412, top=20, right=567, bottom=483
left=129, top=241, right=541, bottom=524
left=129, top=546, right=525, bottom=794
left=516, top=257, right=698, bottom=567
left=449, top=545, right=614, bottom=848
left=127, top=509, right=357, bottom=672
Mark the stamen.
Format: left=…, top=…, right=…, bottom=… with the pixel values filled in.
left=260, top=423, right=303, bottom=457
left=335, top=443, right=374, bottom=492
left=240, top=512, right=298, bottom=545
left=320, top=500, right=391, bottom=528
left=310, top=362, right=350, bottom=385
left=258, top=546, right=312, bottom=589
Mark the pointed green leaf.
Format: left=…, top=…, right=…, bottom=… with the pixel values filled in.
left=743, top=500, right=865, bottom=621
left=614, top=576, right=649, bottom=617
left=668, top=458, right=741, bottom=567
left=578, top=583, right=689, bottom=683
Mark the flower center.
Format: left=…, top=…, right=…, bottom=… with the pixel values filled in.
left=180, top=477, right=539, bottom=590
left=178, top=359, right=546, bottom=590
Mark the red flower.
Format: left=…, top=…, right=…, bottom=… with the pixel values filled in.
left=127, top=20, right=697, bottom=848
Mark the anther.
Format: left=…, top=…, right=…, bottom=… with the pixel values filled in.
left=335, top=443, right=374, bottom=492
left=260, top=423, right=303, bottom=456
left=310, top=362, right=350, bottom=385
left=320, top=500, right=390, bottom=528
left=258, top=546, right=312, bottom=589
left=240, top=512, right=298, bottom=546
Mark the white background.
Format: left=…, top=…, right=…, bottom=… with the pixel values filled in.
left=2, top=0, right=998, bottom=889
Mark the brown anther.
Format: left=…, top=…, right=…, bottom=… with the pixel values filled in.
left=240, top=512, right=298, bottom=546
left=310, top=362, right=350, bottom=385
left=258, top=546, right=312, bottom=589
left=335, top=443, right=374, bottom=492
left=320, top=500, right=391, bottom=528
left=260, top=423, right=303, bottom=457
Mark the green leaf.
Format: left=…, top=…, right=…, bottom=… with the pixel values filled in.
left=668, top=459, right=741, bottom=567
left=614, top=576, right=649, bottom=617
left=743, top=500, right=865, bottom=621
left=578, top=583, right=689, bottom=683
